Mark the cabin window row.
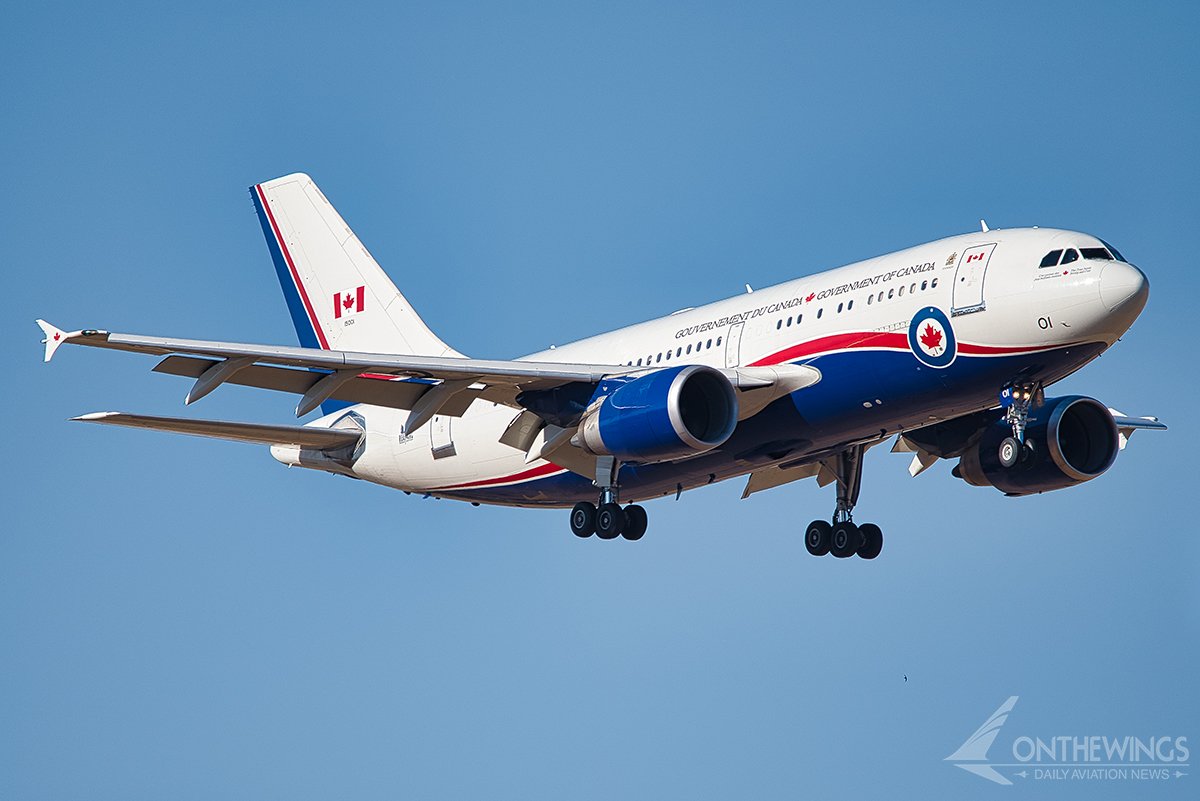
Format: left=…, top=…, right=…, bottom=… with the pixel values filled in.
left=774, top=277, right=940, bottom=329
left=625, top=335, right=724, bottom=367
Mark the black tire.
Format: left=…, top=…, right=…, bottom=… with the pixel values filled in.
left=570, top=501, right=596, bottom=538
left=621, top=505, right=648, bottom=541
left=805, top=520, right=832, bottom=556
left=830, top=522, right=862, bottom=558
left=998, top=436, right=1020, bottom=468
left=857, top=523, right=883, bottom=560
left=1018, top=437, right=1038, bottom=466
left=596, top=503, right=626, bottom=540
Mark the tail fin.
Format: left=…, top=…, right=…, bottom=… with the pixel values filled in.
left=251, top=173, right=463, bottom=357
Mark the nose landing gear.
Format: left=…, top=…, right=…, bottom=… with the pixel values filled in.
left=568, top=456, right=648, bottom=541
left=998, top=381, right=1044, bottom=467
left=804, top=445, right=885, bottom=560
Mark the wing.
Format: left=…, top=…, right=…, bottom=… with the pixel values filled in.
left=38, top=320, right=820, bottom=435
left=73, top=411, right=362, bottom=449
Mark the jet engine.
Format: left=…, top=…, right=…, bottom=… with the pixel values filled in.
left=955, top=395, right=1120, bottom=495
left=577, top=365, right=738, bottom=463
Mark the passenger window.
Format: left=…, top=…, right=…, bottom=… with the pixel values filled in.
left=797, top=314, right=802, bottom=324
left=716, top=336, right=722, bottom=346
left=837, top=302, right=843, bottom=313
left=899, top=285, right=905, bottom=297
left=1039, top=250, right=1063, bottom=268
left=888, top=288, right=894, bottom=299
left=665, top=350, right=672, bottom=360
left=910, top=283, right=916, bottom=294
left=921, top=280, right=927, bottom=291
left=847, top=299, right=853, bottom=310
left=776, top=320, right=782, bottom=330
left=706, top=339, right=712, bottom=349
left=1061, top=249, right=1080, bottom=265
left=867, top=294, right=873, bottom=305
left=817, top=308, right=823, bottom=319
left=637, top=358, right=643, bottom=366
left=1081, top=247, right=1112, bottom=261
left=931, top=278, right=938, bottom=289
left=656, top=353, right=662, bottom=363
left=786, top=317, right=792, bottom=327
left=686, top=344, right=692, bottom=354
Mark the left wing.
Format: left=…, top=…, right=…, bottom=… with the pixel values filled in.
left=38, top=321, right=819, bottom=434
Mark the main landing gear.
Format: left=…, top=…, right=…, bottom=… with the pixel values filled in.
left=804, top=444, right=884, bottom=560
left=569, top=456, right=648, bottom=541
left=997, top=381, right=1044, bottom=468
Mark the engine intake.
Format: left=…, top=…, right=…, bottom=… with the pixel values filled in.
left=579, top=365, right=738, bottom=463
left=957, top=395, right=1120, bottom=495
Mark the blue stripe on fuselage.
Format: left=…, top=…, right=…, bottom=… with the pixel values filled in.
left=435, top=343, right=1107, bottom=507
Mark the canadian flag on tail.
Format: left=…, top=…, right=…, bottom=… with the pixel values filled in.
left=334, top=286, right=365, bottom=319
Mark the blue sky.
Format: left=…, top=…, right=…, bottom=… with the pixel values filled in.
left=2, top=2, right=1197, bottom=798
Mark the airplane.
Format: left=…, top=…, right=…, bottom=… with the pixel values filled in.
left=37, top=173, right=1166, bottom=559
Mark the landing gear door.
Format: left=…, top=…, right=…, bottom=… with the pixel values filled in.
left=429, top=414, right=456, bottom=459
left=724, top=322, right=745, bottom=368
left=952, top=243, right=996, bottom=316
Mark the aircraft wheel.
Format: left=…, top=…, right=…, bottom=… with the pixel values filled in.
left=805, top=520, right=831, bottom=556
left=621, top=505, right=647, bottom=541
left=998, top=436, right=1020, bottom=468
left=595, top=503, right=626, bottom=540
left=857, top=523, right=883, bottom=560
left=570, top=501, right=596, bottom=538
left=830, top=521, right=862, bottom=558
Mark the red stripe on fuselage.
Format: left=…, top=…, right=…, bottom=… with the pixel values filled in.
left=255, top=184, right=330, bottom=350
left=749, top=331, right=909, bottom=366
left=435, top=462, right=565, bottom=491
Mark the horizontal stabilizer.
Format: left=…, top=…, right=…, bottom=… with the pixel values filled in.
left=72, top=412, right=361, bottom=449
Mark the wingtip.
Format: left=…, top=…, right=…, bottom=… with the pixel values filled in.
left=72, top=412, right=119, bottom=422
left=36, top=318, right=69, bottom=362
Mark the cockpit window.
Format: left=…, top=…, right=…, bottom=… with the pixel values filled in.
left=1099, top=238, right=1127, bottom=262
left=1039, top=249, right=1063, bottom=268
left=1060, top=248, right=1080, bottom=265
left=1080, top=247, right=1113, bottom=261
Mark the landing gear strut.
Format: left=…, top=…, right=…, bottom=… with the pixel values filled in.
left=998, top=381, right=1043, bottom=468
left=805, top=444, right=884, bottom=560
left=569, top=456, right=648, bottom=541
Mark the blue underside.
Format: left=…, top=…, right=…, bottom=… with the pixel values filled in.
left=436, top=342, right=1107, bottom=507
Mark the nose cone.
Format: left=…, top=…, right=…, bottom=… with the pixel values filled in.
left=1099, top=260, right=1149, bottom=314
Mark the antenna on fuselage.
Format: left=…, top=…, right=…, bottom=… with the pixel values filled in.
left=980, top=219, right=990, bottom=233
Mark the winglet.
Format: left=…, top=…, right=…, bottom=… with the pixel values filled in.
left=36, top=319, right=76, bottom=362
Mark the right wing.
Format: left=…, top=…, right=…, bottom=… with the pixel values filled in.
left=72, top=411, right=361, bottom=449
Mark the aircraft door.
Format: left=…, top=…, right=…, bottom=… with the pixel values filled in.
left=724, top=322, right=745, bottom=368
left=429, top=414, right=456, bottom=459
left=952, top=243, right=996, bottom=316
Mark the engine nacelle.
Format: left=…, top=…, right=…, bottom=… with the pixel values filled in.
left=956, top=395, right=1120, bottom=495
left=578, top=365, right=738, bottom=463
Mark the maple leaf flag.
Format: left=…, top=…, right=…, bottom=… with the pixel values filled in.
left=920, top=322, right=944, bottom=353
left=334, top=286, right=365, bottom=319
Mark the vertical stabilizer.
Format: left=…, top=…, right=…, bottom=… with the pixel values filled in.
left=251, top=173, right=463, bottom=357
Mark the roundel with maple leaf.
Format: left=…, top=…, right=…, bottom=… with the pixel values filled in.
left=907, top=306, right=957, bottom=368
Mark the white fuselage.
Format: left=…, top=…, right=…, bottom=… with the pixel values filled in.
left=287, top=227, right=1146, bottom=507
